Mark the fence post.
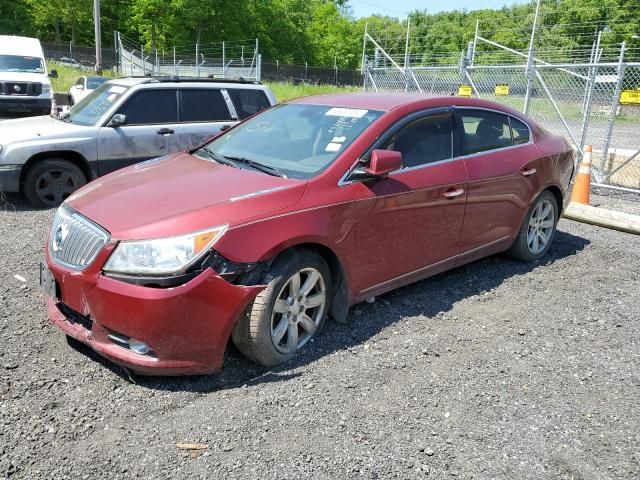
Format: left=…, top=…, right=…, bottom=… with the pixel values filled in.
left=257, top=54, right=262, bottom=82
left=361, top=22, right=368, bottom=75
left=523, top=0, right=542, bottom=114
left=471, top=19, right=479, bottom=66
left=195, top=43, right=199, bottom=77
left=276, top=59, right=279, bottom=80
left=141, top=44, right=145, bottom=75
left=173, top=47, right=176, bottom=75
left=601, top=41, right=626, bottom=174
left=334, top=54, right=338, bottom=85
left=404, top=16, right=410, bottom=92
left=305, top=61, right=308, bottom=81
left=222, top=41, right=226, bottom=77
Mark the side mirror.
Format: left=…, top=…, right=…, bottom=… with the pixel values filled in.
left=108, top=113, right=127, bottom=127
left=348, top=149, right=403, bottom=182
left=49, top=70, right=58, bottom=79
left=365, top=150, right=403, bottom=177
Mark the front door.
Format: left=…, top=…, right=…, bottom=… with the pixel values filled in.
left=97, top=89, right=180, bottom=175
left=348, top=109, right=468, bottom=295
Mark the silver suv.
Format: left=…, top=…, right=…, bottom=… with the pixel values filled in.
left=0, top=77, right=276, bottom=207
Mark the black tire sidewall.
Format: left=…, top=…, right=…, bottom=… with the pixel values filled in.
left=23, top=159, right=86, bottom=208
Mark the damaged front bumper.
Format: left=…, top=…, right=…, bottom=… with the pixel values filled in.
left=45, top=248, right=265, bottom=375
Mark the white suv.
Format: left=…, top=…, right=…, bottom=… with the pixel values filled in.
left=0, top=77, right=276, bottom=207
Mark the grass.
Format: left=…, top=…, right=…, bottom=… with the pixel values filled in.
left=46, top=61, right=360, bottom=101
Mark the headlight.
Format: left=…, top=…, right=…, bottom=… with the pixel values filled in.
left=104, top=225, right=227, bottom=275
left=42, top=84, right=51, bottom=94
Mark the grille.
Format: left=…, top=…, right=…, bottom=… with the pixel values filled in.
left=49, top=204, right=110, bottom=270
left=0, top=82, right=42, bottom=96
left=57, top=302, right=93, bottom=331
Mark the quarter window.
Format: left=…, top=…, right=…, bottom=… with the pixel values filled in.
left=227, top=89, right=271, bottom=119
left=383, top=113, right=454, bottom=168
left=117, top=89, right=178, bottom=125
left=510, top=117, right=531, bottom=144
left=180, top=89, right=232, bottom=122
left=459, top=110, right=512, bottom=155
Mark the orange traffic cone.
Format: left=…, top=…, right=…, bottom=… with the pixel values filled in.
left=571, top=145, right=592, bottom=205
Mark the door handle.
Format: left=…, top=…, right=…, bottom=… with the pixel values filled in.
left=156, top=128, right=174, bottom=135
left=521, top=167, right=537, bottom=177
left=442, top=188, right=464, bottom=199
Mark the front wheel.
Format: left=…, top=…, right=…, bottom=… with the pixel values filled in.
left=23, top=159, right=87, bottom=208
left=508, top=190, right=558, bottom=261
left=232, top=250, right=331, bottom=367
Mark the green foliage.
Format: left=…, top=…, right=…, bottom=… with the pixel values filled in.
left=4, top=0, right=640, bottom=68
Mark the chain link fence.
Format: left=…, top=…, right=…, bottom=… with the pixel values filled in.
left=363, top=28, right=640, bottom=193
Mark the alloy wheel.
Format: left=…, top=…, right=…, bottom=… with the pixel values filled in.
left=270, top=267, right=326, bottom=355
left=35, top=169, right=80, bottom=207
left=527, top=199, right=555, bottom=255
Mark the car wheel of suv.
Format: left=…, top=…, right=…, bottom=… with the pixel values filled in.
left=508, top=190, right=558, bottom=261
left=232, top=250, right=331, bottom=367
left=24, top=159, right=87, bottom=208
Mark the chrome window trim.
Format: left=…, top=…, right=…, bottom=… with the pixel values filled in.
left=338, top=105, right=534, bottom=187
left=221, top=89, right=239, bottom=120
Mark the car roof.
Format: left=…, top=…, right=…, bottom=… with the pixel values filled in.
left=288, top=92, right=527, bottom=118
left=0, top=35, right=44, bottom=57
left=107, top=77, right=268, bottom=90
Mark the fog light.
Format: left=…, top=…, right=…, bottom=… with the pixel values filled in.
left=128, top=338, right=151, bottom=355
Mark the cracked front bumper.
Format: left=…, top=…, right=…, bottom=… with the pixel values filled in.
left=45, top=247, right=264, bottom=375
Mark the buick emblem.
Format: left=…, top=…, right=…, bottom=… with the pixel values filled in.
left=53, top=224, right=69, bottom=251
left=13, top=84, right=21, bottom=92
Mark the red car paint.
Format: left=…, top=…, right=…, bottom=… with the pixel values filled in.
left=45, top=94, right=575, bottom=375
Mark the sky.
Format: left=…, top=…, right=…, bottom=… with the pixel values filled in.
left=349, top=0, right=529, bottom=18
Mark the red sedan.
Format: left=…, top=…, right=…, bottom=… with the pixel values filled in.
left=41, top=93, right=575, bottom=375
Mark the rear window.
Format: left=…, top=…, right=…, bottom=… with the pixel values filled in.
left=510, top=117, right=531, bottom=144
left=227, top=89, right=271, bottom=120
left=180, top=89, right=232, bottom=122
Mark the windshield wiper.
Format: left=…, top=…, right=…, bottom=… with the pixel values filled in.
left=222, top=155, right=286, bottom=178
left=199, top=148, right=235, bottom=167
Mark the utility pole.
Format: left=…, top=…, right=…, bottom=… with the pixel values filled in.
left=93, top=0, right=102, bottom=75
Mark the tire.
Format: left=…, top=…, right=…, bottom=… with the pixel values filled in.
left=232, top=250, right=331, bottom=367
left=23, top=159, right=87, bottom=208
left=508, top=190, right=559, bottom=261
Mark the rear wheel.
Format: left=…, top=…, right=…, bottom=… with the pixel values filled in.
left=23, top=159, right=87, bottom=208
left=508, top=190, right=558, bottom=261
left=232, top=250, right=331, bottom=366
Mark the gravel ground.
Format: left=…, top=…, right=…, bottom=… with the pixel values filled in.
left=1, top=192, right=639, bottom=480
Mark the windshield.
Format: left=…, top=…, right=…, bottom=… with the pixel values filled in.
left=196, top=104, right=383, bottom=179
left=87, top=77, right=109, bottom=89
left=65, top=82, right=129, bottom=126
left=0, top=54, right=44, bottom=73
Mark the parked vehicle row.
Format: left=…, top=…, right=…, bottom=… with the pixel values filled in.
left=0, top=77, right=275, bottom=207
left=40, top=93, right=576, bottom=375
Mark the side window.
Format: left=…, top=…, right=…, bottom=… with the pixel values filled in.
left=227, top=89, right=271, bottom=120
left=383, top=113, right=453, bottom=168
left=116, top=89, right=178, bottom=125
left=510, top=117, right=531, bottom=145
left=180, top=89, right=232, bottom=123
left=459, top=110, right=512, bottom=155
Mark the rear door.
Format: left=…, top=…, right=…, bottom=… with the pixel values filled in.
left=96, top=88, right=180, bottom=175
left=455, top=108, right=540, bottom=254
left=178, top=88, right=235, bottom=150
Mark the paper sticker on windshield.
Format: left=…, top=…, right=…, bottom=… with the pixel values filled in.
left=325, top=142, right=341, bottom=152
left=325, top=108, right=368, bottom=118
left=109, top=85, right=126, bottom=94
left=331, top=136, right=346, bottom=143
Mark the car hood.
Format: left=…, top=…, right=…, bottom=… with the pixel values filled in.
left=0, top=115, right=91, bottom=145
left=0, top=71, right=50, bottom=84
left=66, top=152, right=307, bottom=240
